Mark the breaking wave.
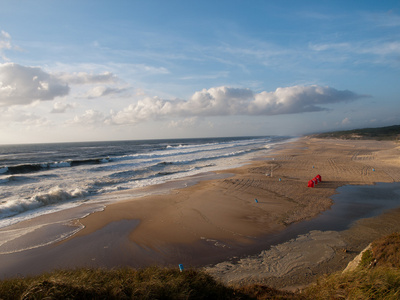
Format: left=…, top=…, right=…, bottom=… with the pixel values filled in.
left=0, top=187, right=88, bottom=219
left=1, top=157, right=110, bottom=175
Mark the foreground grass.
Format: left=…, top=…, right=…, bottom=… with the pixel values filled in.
left=0, top=267, right=237, bottom=300
left=4, top=264, right=400, bottom=300
left=2, top=233, right=400, bottom=299
left=0, top=266, right=301, bottom=300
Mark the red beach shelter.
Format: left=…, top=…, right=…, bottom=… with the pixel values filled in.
left=308, top=180, right=315, bottom=188
left=316, top=174, right=322, bottom=182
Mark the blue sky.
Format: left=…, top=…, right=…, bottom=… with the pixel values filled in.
left=0, top=0, right=399, bottom=143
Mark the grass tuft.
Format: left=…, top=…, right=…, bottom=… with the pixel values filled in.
left=372, top=232, right=400, bottom=268
left=303, top=267, right=400, bottom=299
left=360, top=249, right=374, bottom=268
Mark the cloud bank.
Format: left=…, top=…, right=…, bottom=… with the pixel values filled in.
left=108, top=85, right=365, bottom=125
left=0, top=63, right=128, bottom=106
left=0, top=63, right=69, bottom=106
left=0, top=62, right=366, bottom=127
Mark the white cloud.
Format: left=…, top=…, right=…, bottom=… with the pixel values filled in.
left=67, top=109, right=106, bottom=126
left=188, top=86, right=254, bottom=115
left=18, top=113, right=51, bottom=127
left=311, top=41, right=400, bottom=56
left=0, top=63, right=129, bottom=105
left=0, top=107, right=51, bottom=126
left=107, top=85, right=365, bottom=125
left=51, top=102, right=76, bottom=113
left=55, top=70, right=131, bottom=99
left=309, top=43, right=352, bottom=52
left=249, top=85, right=362, bottom=115
left=168, top=117, right=199, bottom=128
left=0, top=63, right=69, bottom=106
left=0, top=30, right=12, bottom=61
left=108, top=96, right=174, bottom=125
left=84, top=86, right=128, bottom=99
left=362, top=41, right=400, bottom=56
left=57, top=71, right=117, bottom=85
left=309, top=40, right=400, bottom=67
left=341, top=117, right=351, bottom=125
left=129, top=64, right=170, bottom=75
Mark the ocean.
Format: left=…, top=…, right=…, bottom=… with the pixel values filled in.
left=0, top=136, right=292, bottom=231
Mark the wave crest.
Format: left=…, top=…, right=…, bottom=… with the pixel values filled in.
left=0, top=187, right=88, bottom=219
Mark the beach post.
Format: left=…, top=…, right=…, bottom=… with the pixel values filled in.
left=179, top=264, right=184, bottom=272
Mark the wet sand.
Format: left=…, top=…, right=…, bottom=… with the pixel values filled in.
left=1, top=137, right=400, bottom=289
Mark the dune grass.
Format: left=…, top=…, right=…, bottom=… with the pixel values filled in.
left=372, top=232, right=400, bottom=268
left=0, top=266, right=304, bottom=300
left=2, top=233, right=400, bottom=299
left=0, top=266, right=241, bottom=300
left=302, top=267, right=400, bottom=299
left=302, top=232, right=400, bottom=299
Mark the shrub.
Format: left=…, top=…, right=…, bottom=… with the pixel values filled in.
left=360, top=249, right=375, bottom=268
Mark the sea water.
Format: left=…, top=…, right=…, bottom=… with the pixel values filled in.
left=0, top=136, right=291, bottom=230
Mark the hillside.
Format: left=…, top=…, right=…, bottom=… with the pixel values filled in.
left=311, top=125, right=400, bottom=140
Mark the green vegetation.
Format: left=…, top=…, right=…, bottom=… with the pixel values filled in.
left=311, top=125, right=400, bottom=140
left=360, top=249, right=374, bottom=268
left=2, top=233, right=400, bottom=299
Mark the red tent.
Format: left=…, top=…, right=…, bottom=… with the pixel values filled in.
left=308, top=180, right=315, bottom=188
left=313, top=177, right=318, bottom=184
left=316, top=174, right=322, bottom=182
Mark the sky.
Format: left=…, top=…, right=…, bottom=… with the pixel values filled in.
left=0, top=0, right=399, bottom=144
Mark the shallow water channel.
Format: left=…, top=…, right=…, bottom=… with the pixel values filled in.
left=256, top=181, right=400, bottom=251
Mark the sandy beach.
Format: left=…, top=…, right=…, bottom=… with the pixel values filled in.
left=2, top=137, right=400, bottom=290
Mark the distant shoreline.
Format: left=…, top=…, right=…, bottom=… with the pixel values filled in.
left=310, top=124, right=400, bottom=141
